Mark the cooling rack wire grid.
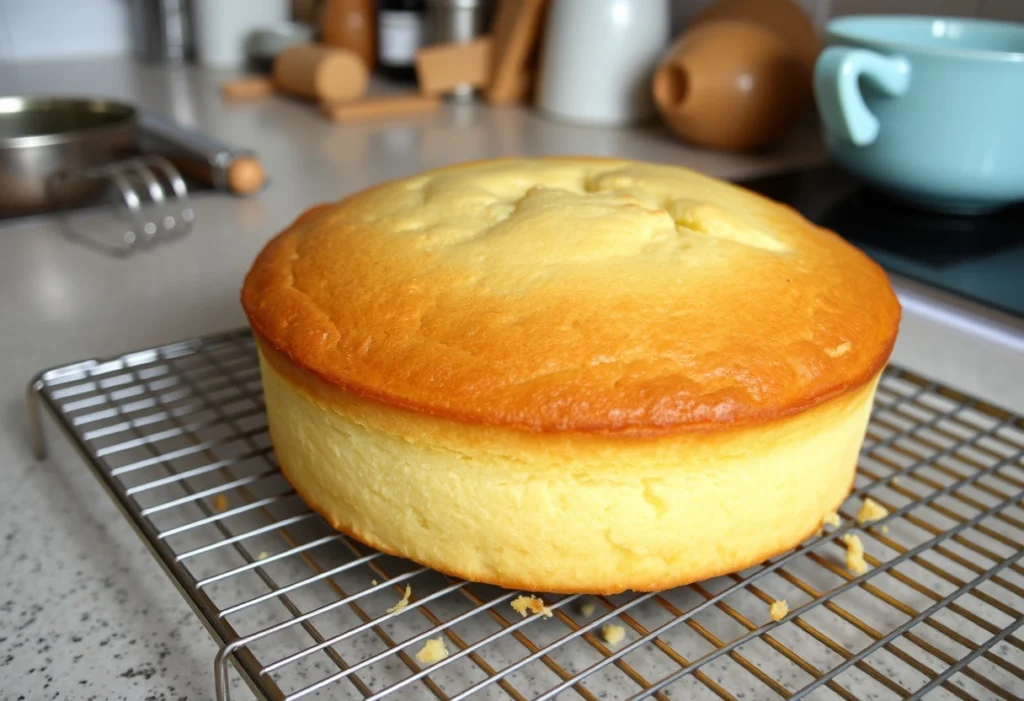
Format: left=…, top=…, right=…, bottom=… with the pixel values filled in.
left=27, top=330, right=1024, bottom=700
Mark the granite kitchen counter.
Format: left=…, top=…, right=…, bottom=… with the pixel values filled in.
left=0, top=57, right=1021, bottom=700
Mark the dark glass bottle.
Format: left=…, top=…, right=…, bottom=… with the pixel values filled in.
left=377, top=0, right=427, bottom=81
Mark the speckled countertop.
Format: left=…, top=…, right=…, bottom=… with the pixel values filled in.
left=0, top=58, right=1021, bottom=701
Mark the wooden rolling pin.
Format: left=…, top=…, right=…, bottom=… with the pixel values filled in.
left=272, top=43, right=368, bottom=102
left=140, top=113, right=266, bottom=196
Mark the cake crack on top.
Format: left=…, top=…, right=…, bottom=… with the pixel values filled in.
left=401, top=167, right=790, bottom=256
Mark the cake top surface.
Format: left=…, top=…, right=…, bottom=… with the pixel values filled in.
left=242, top=157, right=899, bottom=435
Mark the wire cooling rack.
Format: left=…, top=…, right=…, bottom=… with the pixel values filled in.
left=28, top=329, right=1024, bottom=700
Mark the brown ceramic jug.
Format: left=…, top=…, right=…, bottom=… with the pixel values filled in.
left=690, top=0, right=819, bottom=73
left=652, top=0, right=819, bottom=150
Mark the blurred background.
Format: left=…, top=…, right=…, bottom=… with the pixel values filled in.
left=0, top=0, right=1021, bottom=63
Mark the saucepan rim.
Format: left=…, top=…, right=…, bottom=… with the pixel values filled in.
left=0, top=95, right=137, bottom=149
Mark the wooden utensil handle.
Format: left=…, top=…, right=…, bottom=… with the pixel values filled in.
left=220, top=76, right=275, bottom=100
left=320, top=95, right=440, bottom=123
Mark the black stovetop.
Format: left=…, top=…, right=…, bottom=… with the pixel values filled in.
left=739, top=165, right=1024, bottom=319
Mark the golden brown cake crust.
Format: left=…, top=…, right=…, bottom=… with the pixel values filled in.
left=242, top=157, right=899, bottom=435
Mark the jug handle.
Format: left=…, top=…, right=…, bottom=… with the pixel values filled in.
left=813, top=47, right=910, bottom=146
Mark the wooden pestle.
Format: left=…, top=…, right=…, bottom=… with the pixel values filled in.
left=273, top=43, right=369, bottom=103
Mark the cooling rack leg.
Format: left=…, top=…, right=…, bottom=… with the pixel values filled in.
left=215, top=643, right=235, bottom=701
left=26, top=379, right=47, bottom=460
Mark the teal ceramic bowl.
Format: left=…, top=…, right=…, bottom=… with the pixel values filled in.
left=813, top=16, right=1024, bottom=214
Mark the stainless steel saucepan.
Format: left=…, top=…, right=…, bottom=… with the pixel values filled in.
left=0, top=96, right=139, bottom=215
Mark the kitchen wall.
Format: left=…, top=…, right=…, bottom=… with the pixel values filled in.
left=0, top=0, right=1021, bottom=62
left=0, top=0, right=132, bottom=61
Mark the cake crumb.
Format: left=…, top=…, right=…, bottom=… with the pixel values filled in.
left=371, top=579, right=378, bottom=586
left=415, top=637, right=449, bottom=664
left=214, top=494, right=229, bottom=512
left=256, top=551, right=268, bottom=560
left=769, top=600, right=788, bottom=622
left=600, top=624, right=625, bottom=646
left=880, top=525, right=889, bottom=534
left=387, top=585, right=412, bottom=614
left=891, top=476, right=900, bottom=485
left=856, top=498, right=889, bottom=525
left=817, top=511, right=841, bottom=536
left=580, top=602, right=596, bottom=617
left=511, top=595, right=553, bottom=619
left=842, top=533, right=868, bottom=575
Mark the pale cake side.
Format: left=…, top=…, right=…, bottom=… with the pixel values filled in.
left=257, top=340, right=878, bottom=593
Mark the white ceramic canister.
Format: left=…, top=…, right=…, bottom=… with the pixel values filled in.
left=536, top=0, right=670, bottom=125
left=193, top=0, right=289, bottom=68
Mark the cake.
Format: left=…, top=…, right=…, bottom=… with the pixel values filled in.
left=241, top=157, right=900, bottom=594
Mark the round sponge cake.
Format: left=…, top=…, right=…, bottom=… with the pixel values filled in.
left=242, top=158, right=900, bottom=594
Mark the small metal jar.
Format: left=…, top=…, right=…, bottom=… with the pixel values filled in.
left=426, top=0, right=493, bottom=100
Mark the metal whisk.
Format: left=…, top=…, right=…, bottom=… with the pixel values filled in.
left=52, top=155, right=194, bottom=257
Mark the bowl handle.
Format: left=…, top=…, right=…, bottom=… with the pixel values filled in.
left=813, top=46, right=910, bottom=147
